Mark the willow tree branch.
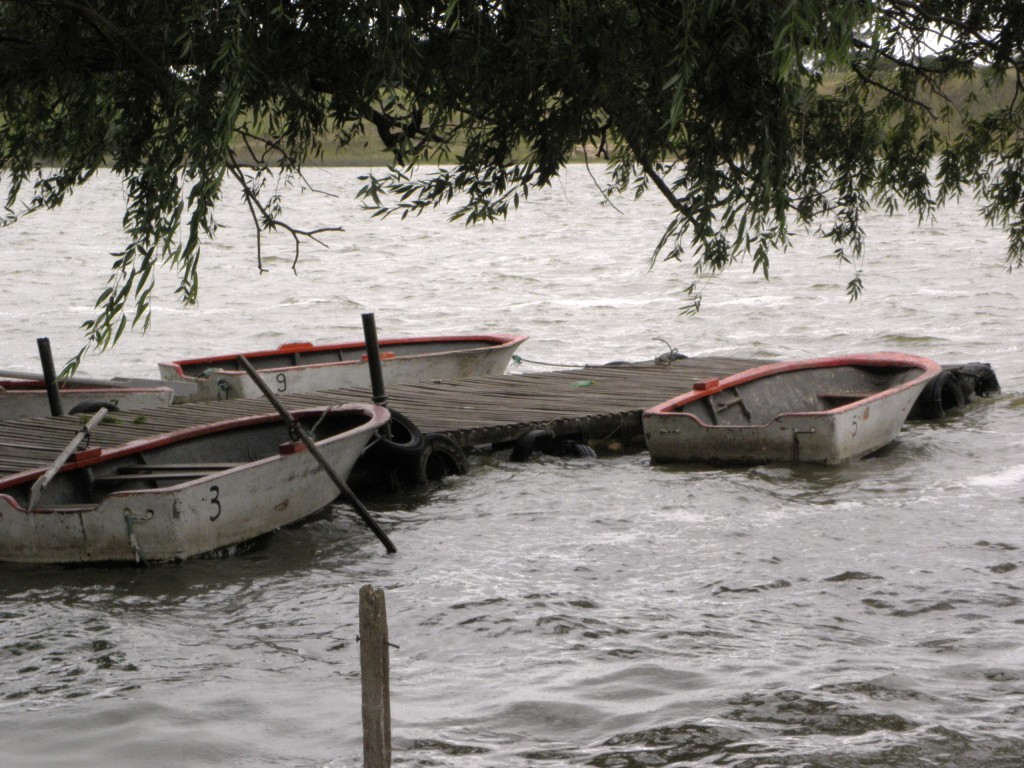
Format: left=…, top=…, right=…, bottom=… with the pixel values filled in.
left=226, top=154, right=346, bottom=274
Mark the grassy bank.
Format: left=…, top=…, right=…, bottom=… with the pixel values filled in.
left=232, top=68, right=1017, bottom=169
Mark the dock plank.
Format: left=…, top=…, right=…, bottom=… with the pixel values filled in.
left=0, top=357, right=761, bottom=476
left=0, top=355, right=986, bottom=477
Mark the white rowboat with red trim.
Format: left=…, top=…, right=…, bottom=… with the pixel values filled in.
left=0, top=404, right=388, bottom=564
left=159, top=333, right=528, bottom=403
left=0, top=376, right=175, bottom=420
left=643, top=353, right=943, bottom=465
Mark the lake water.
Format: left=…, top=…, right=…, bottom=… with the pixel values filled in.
left=1, top=167, right=1022, bottom=767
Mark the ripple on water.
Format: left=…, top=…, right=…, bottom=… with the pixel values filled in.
left=580, top=683, right=1024, bottom=768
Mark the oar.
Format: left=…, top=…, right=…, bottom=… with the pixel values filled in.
left=236, top=355, right=397, bottom=554
left=27, top=407, right=108, bottom=512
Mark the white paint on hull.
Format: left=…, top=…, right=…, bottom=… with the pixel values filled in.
left=0, top=385, right=175, bottom=420
left=0, top=404, right=388, bottom=563
left=643, top=353, right=942, bottom=465
left=159, top=334, right=527, bottom=402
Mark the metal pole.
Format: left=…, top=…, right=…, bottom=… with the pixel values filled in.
left=361, top=313, right=388, bottom=407
left=236, top=355, right=397, bottom=554
left=37, top=337, right=63, bottom=416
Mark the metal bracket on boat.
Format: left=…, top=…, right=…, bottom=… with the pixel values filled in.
left=123, top=509, right=151, bottom=565
left=791, top=429, right=816, bottom=463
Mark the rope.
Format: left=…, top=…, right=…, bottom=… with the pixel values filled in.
left=512, top=355, right=578, bottom=368
left=513, top=338, right=688, bottom=370
left=652, top=338, right=688, bottom=364
left=310, top=407, right=333, bottom=435
left=80, top=422, right=94, bottom=449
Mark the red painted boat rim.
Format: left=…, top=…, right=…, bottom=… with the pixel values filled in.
left=159, top=333, right=528, bottom=374
left=0, top=383, right=174, bottom=395
left=644, top=352, right=943, bottom=418
left=0, top=403, right=389, bottom=490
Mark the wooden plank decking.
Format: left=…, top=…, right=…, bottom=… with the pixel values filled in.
left=0, top=357, right=759, bottom=476
left=298, top=356, right=765, bottom=450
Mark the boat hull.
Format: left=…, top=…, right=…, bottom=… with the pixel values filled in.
left=0, top=405, right=388, bottom=564
left=159, top=334, right=527, bottom=402
left=0, top=381, right=175, bottom=420
left=643, top=353, right=942, bottom=465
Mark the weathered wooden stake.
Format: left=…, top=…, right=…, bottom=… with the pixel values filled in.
left=360, top=584, right=392, bottom=768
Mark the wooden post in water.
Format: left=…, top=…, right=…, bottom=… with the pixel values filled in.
left=360, top=584, right=392, bottom=768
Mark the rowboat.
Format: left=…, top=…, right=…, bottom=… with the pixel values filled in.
left=0, top=403, right=388, bottom=564
left=643, top=353, right=942, bottom=465
left=159, top=333, right=528, bottom=402
left=0, top=374, right=176, bottom=420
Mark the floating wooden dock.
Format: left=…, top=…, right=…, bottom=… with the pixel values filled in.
left=0, top=356, right=999, bottom=478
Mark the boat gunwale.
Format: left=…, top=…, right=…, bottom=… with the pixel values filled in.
left=159, top=333, right=528, bottom=376
left=0, top=403, right=389, bottom=493
left=0, top=382, right=175, bottom=396
left=643, top=352, right=943, bottom=428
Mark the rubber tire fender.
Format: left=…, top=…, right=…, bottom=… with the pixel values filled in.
left=545, top=439, right=597, bottom=459
left=956, top=363, right=1000, bottom=397
left=565, top=441, right=597, bottom=459
left=404, top=433, right=469, bottom=485
left=509, top=428, right=554, bottom=462
left=366, top=409, right=426, bottom=461
left=917, top=370, right=966, bottom=420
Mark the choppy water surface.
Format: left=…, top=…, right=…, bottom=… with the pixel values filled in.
left=1, top=168, right=1022, bottom=767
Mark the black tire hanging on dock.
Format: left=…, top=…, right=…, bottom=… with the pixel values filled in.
left=509, top=428, right=554, bottom=462
left=542, top=438, right=598, bottom=459
left=405, top=433, right=469, bottom=484
left=565, top=441, right=598, bottom=459
left=955, top=363, right=1001, bottom=397
left=916, top=371, right=967, bottom=420
left=509, top=428, right=597, bottom=462
left=366, top=409, right=426, bottom=461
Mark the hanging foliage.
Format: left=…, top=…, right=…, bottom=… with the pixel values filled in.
left=2, top=2, right=1023, bottom=362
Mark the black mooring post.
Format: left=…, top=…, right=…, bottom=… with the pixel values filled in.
left=361, top=313, right=388, bottom=407
left=37, top=337, right=63, bottom=417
